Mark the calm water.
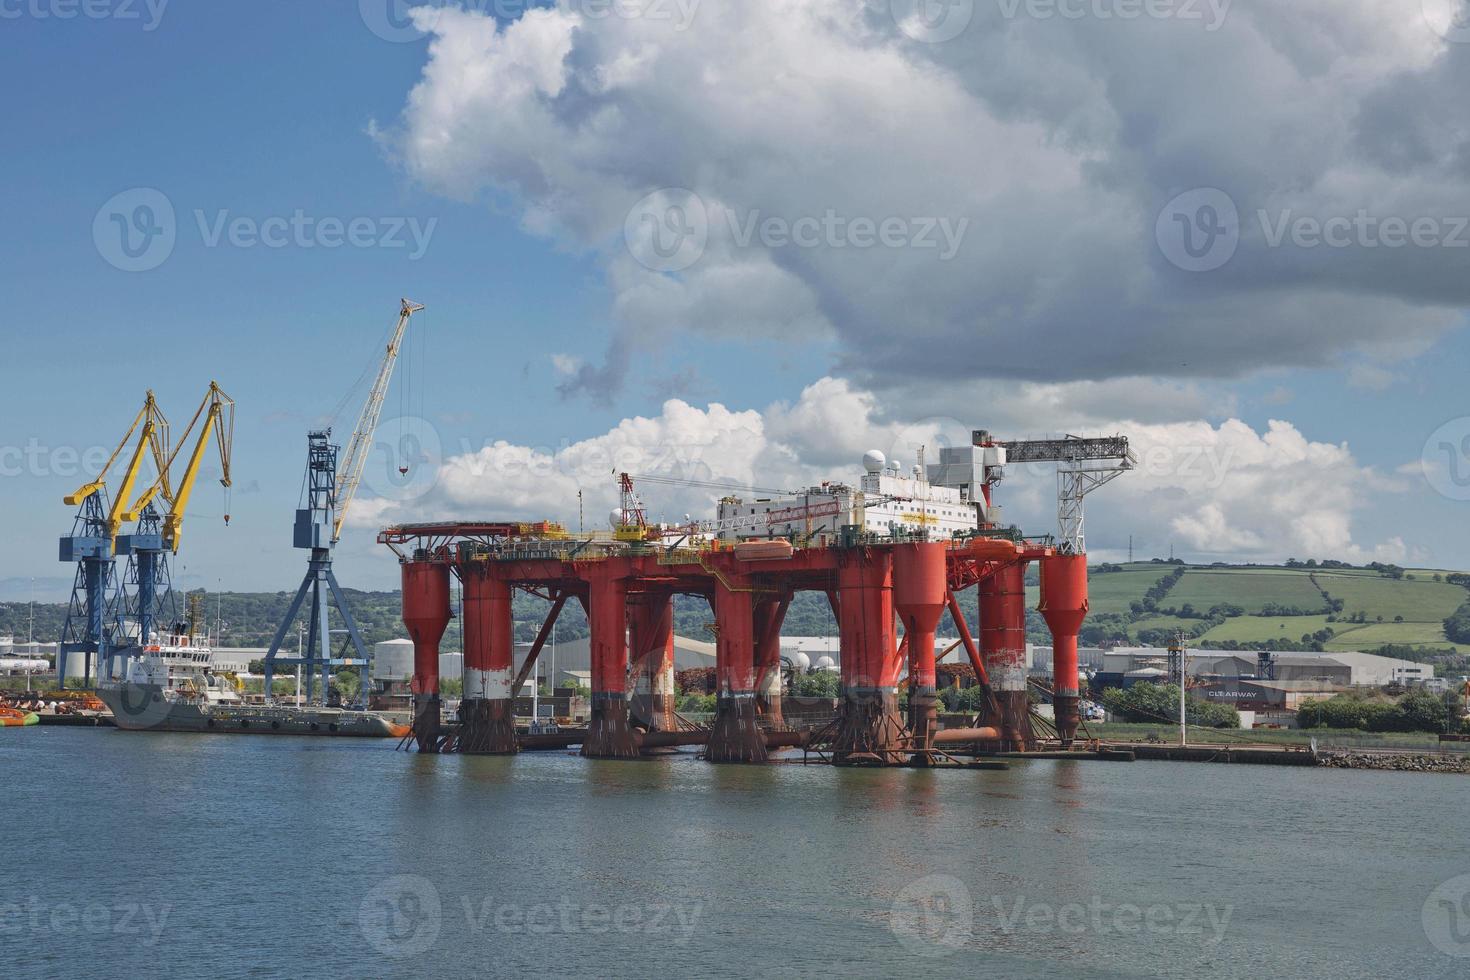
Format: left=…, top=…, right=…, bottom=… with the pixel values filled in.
left=4, top=728, right=1467, bottom=979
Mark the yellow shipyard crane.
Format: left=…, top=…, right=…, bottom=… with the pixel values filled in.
left=58, top=391, right=171, bottom=686
left=113, top=382, right=235, bottom=657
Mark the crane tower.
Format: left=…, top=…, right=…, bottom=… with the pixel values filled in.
left=263, top=299, right=423, bottom=706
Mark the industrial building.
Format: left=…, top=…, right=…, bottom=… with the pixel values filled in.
left=1091, top=647, right=1434, bottom=693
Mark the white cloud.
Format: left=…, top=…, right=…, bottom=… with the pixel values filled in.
left=381, top=1, right=1470, bottom=399
left=355, top=374, right=1411, bottom=563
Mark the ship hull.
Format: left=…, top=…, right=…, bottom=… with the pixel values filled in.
left=96, top=684, right=407, bottom=738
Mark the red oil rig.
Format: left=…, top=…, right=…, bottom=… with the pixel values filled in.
left=379, top=432, right=1133, bottom=766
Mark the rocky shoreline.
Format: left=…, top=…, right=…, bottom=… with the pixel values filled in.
left=1316, top=752, right=1470, bottom=774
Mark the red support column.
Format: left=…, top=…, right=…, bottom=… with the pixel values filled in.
left=1040, top=553, right=1089, bottom=746
left=979, top=561, right=1033, bottom=751
left=893, top=542, right=948, bottom=760
left=402, top=560, right=451, bottom=753
left=582, top=571, right=639, bottom=758
left=629, top=592, right=675, bottom=732
left=460, top=567, right=517, bottom=754
left=831, top=547, right=905, bottom=764
left=754, top=594, right=790, bottom=728
left=708, top=577, right=766, bottom=762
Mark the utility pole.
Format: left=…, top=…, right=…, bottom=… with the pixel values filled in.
left=1172, top=629, right=1188, bottom=746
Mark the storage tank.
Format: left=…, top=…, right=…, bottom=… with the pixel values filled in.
left=372, top=639, right=414, bottom=682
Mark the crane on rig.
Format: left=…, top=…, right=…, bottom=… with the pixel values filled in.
left=113, top=382, right=234, bottom=666
left=984, top=431, right=1135, bottom=554
left=58, top=391, right=171, bottom=687
left=263, top=298, right=424, bottom=706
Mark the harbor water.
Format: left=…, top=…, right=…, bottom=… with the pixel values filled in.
left=3, top=729, right=1466, bottom=978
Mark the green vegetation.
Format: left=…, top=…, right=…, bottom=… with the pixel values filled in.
left=1296, top=691, right=1461, bottom=735
left=1100, top=683, right=1240, bottom=729
left=1166, top=570, right=1328, bottom=615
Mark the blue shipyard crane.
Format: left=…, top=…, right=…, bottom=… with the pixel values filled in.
left=264, top=299, right=424, bottom=706
left=57, top=392, right=170, bottom=688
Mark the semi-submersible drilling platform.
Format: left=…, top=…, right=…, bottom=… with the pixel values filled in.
left=378, top=432, right=1133, bottom=765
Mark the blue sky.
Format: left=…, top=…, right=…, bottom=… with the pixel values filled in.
left=4, top=1, right=1469, bottom=598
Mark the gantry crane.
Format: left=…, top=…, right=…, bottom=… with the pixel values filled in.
left=264, top=299, right=424, bottom=706
left=58, top=392, right=171, bottom=688
left=987, top=433, right=1135, bottom=554
left=114, top=382, right=234, bottom=663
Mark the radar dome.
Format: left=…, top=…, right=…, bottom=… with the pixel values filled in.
left=862, top=450, right=886, bottom=474
left=814, top=655, right=838, bottom=672
left=608, top=509, right=625, bottom=529
left=783, top=651, right=812, bottom=671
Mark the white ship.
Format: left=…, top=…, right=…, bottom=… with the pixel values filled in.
left=96, top=625, right=404, bottom=738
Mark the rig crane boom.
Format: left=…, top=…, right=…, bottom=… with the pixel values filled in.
left=987, top=432, right=1135, bottom=555
left=333, top=297, right=423, bottom=544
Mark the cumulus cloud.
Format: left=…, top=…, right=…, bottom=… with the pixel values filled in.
left=354, top=375, right=1410, bottom=563
left=381, top=1, right=1470, bottom=399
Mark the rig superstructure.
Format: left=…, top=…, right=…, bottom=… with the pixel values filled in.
left=379, top=431, right=1132, bottom=765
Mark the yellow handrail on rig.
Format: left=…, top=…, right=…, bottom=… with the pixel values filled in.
left=63, top=390, right=171, bottom=547
left=121, top=382, right=235, bottom=554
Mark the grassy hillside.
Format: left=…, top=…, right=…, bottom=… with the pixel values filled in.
left=1083, top=560, right=1470, bottom=677
left=7, top=559, right=1467, bottom=678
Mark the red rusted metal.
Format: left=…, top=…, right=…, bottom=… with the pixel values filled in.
left=629, top=592, right=676, bottom=732
left=979, top=560, right=1034, bottom=751
left=459, top=565, right=517, bottom=754
left=754, top=593, right=790, bottom=727
left=402, top=560, right=452, bottom=753
left=829, top=548, right=906, bottom=765
left=1040, top=553, right=1089, bottom=746
left=708, top=576, right=766, bottom=763
left=893, top=542, right=948, bottom=761
left=583, top=570, right=639, bottom=758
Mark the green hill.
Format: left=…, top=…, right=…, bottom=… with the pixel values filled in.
left=1083, top=560, right=1470, bottom=676
left=6, top=559, right=1467, bottom=677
